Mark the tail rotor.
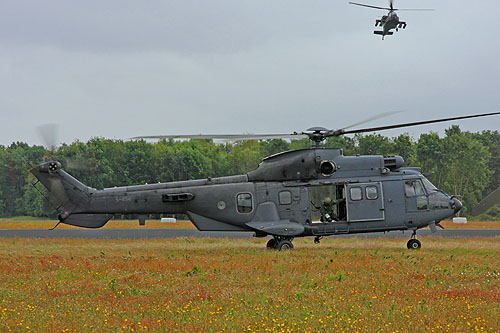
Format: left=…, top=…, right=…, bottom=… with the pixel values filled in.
left=36, top=123, right=60, bottom=159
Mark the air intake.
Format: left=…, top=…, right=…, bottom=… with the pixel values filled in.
left=383, top=156, right=404, bottom=170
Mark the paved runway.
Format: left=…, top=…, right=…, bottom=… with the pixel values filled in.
left=0, top=229, right=499, bottom=239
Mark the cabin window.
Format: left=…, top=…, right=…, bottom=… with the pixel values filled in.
left=237, top=193, right=253, bottom=213
left=365, top=186, right=378, bottom=200
left=350, top=187, right=363, bottom=201
left=404, top=180, right=425, bottom=197
left=279, top=191, right=292, bottom=205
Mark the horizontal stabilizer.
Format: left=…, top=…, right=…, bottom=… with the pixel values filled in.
left=61, top=213, right=113, bottom=228
left=246, top=220, right=305, bottom=236
left=374, top=31, right=393, bottom=35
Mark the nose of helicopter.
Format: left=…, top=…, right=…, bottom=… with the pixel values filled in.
left=451, top=197, right=462, bottom=214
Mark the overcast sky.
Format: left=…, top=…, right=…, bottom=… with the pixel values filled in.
left=1, top=0, right=499, bottom=147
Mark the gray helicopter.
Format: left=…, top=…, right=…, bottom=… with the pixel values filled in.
left=31, top=112, right=500, bottom=251
left=349, top=1, right=433, bottom=39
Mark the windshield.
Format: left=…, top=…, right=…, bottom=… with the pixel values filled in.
left=422, top=177, right=437, bottom=193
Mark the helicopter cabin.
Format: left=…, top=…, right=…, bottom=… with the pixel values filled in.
left=244, top=147, right=448, bottom=236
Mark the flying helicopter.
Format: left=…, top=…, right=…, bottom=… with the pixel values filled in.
left=349, top=0, right=433, bottom=39
left=31, top=111, right=500, bottom=251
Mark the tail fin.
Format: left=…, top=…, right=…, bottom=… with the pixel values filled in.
left=31, top=160, right=112, bottom=228
left=31, top=160, right=90, bottom=211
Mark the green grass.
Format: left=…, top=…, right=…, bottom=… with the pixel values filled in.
left=0, top=216, right=52, bottom=221
left=0, top=237, right=499, bottom=332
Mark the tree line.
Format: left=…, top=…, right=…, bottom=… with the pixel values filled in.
left=1, top=125, right=499, bottom=220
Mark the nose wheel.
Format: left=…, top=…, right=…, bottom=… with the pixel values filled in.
left=407, top=230, right=421, bottom=250
left=407, top=239, right=421, bottom=249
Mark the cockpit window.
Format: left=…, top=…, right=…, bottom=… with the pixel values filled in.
left=405, top=180, right=425, bottom=197
left=429, top=192, right=449, bottom=210
left=422, top=178, right=437, bottom=193
left=404, top=181, right=415, bottom=196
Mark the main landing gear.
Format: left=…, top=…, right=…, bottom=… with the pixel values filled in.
left=407, top=230, right=421, bottom=250
left=267, top=236, right=294, bottom=251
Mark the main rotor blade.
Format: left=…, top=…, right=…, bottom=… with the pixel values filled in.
left=339, top=110, right=403, bottom=132
left=396, top=8, right=434, bottom=11
left=348, top=2, right=391, bottom=10
left=334, top=111, right=500, bottom=136
left=131, top=133, right=308, bottom=141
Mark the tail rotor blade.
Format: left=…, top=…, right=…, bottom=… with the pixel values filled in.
left=36, top=123, right=59, bottom=153
left=63, top=157, right=94, bottom=172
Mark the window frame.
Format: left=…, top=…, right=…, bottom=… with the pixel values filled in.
left=405, top=180, right=426, bottom=197
left=349, top=187, right=363, bottom=201
left=236, top=192, right=254, bottom=214
left=279, top=191, right=292, bottom=205
left=365, top=186, right=379, bottom=200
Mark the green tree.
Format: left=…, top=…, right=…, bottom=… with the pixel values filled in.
left=440, top=127, right=491, bottom=212
left=1, top=143, right=46, bottom=216
left=416, top=132, right=445, bottom=187
left=473, top=130, right=500, bottom=196
left=357, top=134, right=392, bottom=155
left=325, top=136, right=356, bottom=155
left=391, top=134, right=417, bottom=166
left=22, top=174, right=53, bottom=217
left=228, top=141, right=263, bottom=175
left=261, top=139, right=290, bottom=157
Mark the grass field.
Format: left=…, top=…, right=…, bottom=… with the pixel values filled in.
left=0, top=237, right=499, bottom=332
left=1, top=217, right=500, bottom=230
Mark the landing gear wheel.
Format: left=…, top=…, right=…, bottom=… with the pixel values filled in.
left=407, top=239, right=421, bottom=250
left=266, top=238, right=277, bottom=249
left=276, top=239, right=294, bottom=251
left=314, top=236, right=322, bottom=244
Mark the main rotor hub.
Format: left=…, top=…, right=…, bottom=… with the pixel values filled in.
left=305, top=127, right=328, bottom=145
left=304, top=127, right=345, bottom=146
